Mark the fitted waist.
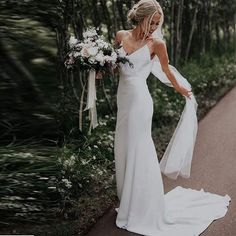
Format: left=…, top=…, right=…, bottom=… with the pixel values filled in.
left=119, top=76, right=147, bottom=86
left=118, top=79, right=150, bottom=96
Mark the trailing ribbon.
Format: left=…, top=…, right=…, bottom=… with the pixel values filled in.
left=83, top=69, right=98, bottom=134
left=151, top=56, right=198, bottom=179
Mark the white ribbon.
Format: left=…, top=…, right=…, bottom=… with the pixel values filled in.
left=151, top=56, right=198, bottom=179
left=84, top=69, right=98, bottom=134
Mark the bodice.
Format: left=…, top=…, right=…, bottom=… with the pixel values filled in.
left=118, top=44, right=153, bottom=84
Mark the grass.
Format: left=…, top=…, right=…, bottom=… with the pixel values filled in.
left=0, top=144, right=59, bottom=230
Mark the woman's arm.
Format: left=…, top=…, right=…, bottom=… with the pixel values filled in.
left=153, top=39, right=191, bottom=98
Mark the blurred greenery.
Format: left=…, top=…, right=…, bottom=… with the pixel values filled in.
left=0, top=0, right=236, bottom=235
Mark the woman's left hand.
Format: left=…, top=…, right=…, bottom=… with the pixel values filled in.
left=176, top=85, right=192, bottom=99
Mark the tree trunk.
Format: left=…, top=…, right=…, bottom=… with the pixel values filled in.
left=116, top=1, right=127, bottom=30
left=77, top=0, right=85, bottom=39
left=170, top=1, right=175, bottom=64
left=175, top=0, right=184, bottom=66
left=234, top=13, right=236, bottom=54
left=185, top=6, right=198, bottom=62
left=215, top=23, right=221, bottom=52
left=200, top=6, right=206, bottom=55
left=100, top=0, right=113, bottom=42
left=111, top=0, right=118, bottom=37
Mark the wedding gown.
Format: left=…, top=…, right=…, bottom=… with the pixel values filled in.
left=114, top=43, right=231, bottom=236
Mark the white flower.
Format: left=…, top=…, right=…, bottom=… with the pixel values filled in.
left=67, top=57, right=75, bottom=65
left=69, top=36, right=78, bottom=48
left=96, top=39, right=105, bottom=47
left=99, top=121, right=107, bottom=126
left=95, top=51, right=105, bottom=66
left=104, top=55, right=111, bottom=62
left=107, top=135, right=114, bottom=140
left=70, top=155, right=76, bottom=162
left=61, top=178, right=72, bottom=189
left=111, top=51, right=118, bottom=63
left=168, top=110, right=175, bottom=116
left=87, top=47, right=98, bottom=57
left=77, top=42, right=85, bottom=49
left=63, top=155, right=75, bottom=168
left=84, top=38, right=94, bottom=46
left=68, top=155, right=76, bottom=166
left=96, top=39, right=109, bottom=48
left=95, top=51, right=104, bottom=60
left=83, top=28, right=98, bottom=39
left=81, top=158, right=89, bottom=165
left=104, top=54, right=116, bottom=66
left=99, top=61, right=105, bottom=66
left=74, top=51, right=80, bottom=58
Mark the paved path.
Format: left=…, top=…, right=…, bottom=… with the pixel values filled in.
left=86, top=86, right=236, bottom=236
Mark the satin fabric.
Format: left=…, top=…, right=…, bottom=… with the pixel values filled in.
left=114, top=43, right=231, bottom=236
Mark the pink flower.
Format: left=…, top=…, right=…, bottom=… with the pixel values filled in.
left=68, top=57, right=75, bottom=64
left=81, top=48, right=89, bottom=58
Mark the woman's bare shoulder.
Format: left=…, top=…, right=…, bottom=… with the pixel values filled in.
left=151, top=38, right=167, bottom=54
left=115, top=30, right=131, bottom=43
left=152, top=37, right=166, bottom=47
left=151, top=38, right=169, bottom=63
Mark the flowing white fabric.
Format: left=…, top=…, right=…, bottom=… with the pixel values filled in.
left=150, top=10, right=198, bottom=179
left=151, top=57, right=198, bottom=179
left=83, top=69, right=98, bottom=133
left=114, top=43, right=231, bottom=236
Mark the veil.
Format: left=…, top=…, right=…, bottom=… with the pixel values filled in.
left=151, top=15, right=199, bottom=179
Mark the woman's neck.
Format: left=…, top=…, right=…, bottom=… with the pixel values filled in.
left=131, top=26, right=146, bottom=42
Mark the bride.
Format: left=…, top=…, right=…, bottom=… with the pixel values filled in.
left=113, top=0, right=231, bottom=235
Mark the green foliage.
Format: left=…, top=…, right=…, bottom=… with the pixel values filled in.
left=181, top=55, right=236, bottom=117
left=0, top=145, right=59, bottom=227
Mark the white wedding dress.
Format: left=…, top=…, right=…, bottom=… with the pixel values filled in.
left=114, top=42, right=231, bottom=236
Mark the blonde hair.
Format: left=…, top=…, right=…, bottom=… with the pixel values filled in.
left=127, top=0, right=164, bottom=39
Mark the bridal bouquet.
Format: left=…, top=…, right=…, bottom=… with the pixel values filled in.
left=65, top=27, right=130, bottom=72
left=64, top=27, right=131, bottom=134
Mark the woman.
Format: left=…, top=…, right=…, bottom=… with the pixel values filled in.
left=113, top=0, right=231, bottom=235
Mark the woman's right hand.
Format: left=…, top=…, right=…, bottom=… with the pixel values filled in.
left=175, top=85, right=192, bottom=99
left=96, top=71, right=103, bottom=80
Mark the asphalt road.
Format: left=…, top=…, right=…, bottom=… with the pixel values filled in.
left=86, top=86, right=236, bottom=236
